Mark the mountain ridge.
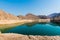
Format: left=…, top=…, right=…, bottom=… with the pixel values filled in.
left=0, top=10, right=19, bottom=20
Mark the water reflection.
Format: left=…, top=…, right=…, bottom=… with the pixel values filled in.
left=50, top=22, right=60, bottom=26
left=0, top=23, right=22, bottom=33
left=25, top=22, right=60, bottom=27
left=3, top=22, right=60, bottom=36
left=25, top=22, right=38, bottom=27
left=25, top=22, right=49, bottom=27
left=0, top=22, right=60, bottom=36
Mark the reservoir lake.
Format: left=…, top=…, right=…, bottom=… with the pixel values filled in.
left=1, top=22, right=60, bottom=36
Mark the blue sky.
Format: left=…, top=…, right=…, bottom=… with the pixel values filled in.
left=0, top=0, right=60, bottom=16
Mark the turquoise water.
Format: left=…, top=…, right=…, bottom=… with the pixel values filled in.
left=4, top=22, right=60, bottom=36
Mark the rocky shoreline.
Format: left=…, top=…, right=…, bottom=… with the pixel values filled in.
left=0, top=33, right=59, bottom=40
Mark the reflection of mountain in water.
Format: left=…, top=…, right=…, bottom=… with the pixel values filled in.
left=25, top=22, right=60, bottom=27
left=25, top=22, right=37, bottom=27
left=1, top=22, right=60, bottom=36
left=25, top=22, right=48, bottom=27
left=50, top=22, right=60, bottom=26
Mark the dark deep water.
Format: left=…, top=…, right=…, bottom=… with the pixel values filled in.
left=2, top=22, right=60, bottom=36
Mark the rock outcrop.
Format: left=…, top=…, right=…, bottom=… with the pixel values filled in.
left=0, top=33, right=60, bottom=40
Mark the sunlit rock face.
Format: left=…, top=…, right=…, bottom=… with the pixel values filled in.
left=17, top=13, right=40, bottom=20
left=0, top=10, right=19, bottom=20
left=25, top=13, right=40, bottom=20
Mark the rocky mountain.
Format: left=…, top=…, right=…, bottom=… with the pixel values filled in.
left=25, top=13, right=39, bottom=20
left=0, top=10, right=19, bottom=20
left=49, top=13, right=60, bottom=22
left=17, top=13, right=40, bottom=20
left=17, top=15, right=25, bottom=19
left=49, top=13, right=60, bottom=18
left=48, top=13, right=60, bottom=18
left=38, top=15, right=49, bottom=19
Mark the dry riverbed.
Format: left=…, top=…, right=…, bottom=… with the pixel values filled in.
left=0, top=33, right=59, bottom=40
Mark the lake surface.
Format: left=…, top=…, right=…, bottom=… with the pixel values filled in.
left=1, top=22, right=60, bottom=36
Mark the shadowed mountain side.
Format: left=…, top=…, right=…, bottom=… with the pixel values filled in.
left=49, top=13, right=60, bottom=22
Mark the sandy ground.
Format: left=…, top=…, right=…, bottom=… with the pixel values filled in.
left=0, top=33, right=59, bottom=40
